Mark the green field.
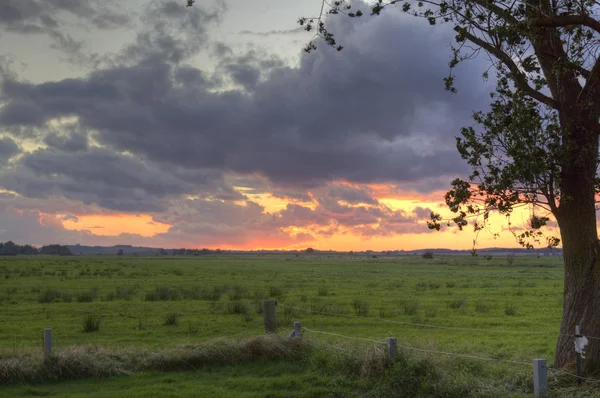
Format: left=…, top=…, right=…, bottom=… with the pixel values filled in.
left=0, top=254, right=590, bottom=396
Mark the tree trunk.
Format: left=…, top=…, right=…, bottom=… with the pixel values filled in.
left=554, top=122, right=600, bottom=373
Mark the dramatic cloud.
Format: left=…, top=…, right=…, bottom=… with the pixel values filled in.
left=0, top=1, right=499, bottom=249
left=0, top=0, right=133, bottom=63
left=0, top=136, right=20, bottom=164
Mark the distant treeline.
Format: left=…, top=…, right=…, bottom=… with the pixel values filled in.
left=159, top=248, right=221, bottom=256
left=0, top=241, right=72, bottom=256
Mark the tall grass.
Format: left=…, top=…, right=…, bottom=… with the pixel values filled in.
left=82, top=314, right=101, bottom=333
left=0, top=335, right=535, bottom=397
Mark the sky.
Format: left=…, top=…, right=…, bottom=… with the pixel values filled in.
left=0, top=0, right=551, bottom=251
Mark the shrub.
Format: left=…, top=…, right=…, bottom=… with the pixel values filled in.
left=421, top=252, right=434, bottom=259
left=82, top=314, right=101, bottom=333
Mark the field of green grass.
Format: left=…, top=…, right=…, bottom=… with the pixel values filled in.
left=0, top=253, right=591, bottom=397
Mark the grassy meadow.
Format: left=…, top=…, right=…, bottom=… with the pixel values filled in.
left=0, top=253, right=590, bottom=397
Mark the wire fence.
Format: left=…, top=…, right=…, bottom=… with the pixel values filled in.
left=281, top=304, right=600, bottom=341
left=281, top=304, right=600, bottom=385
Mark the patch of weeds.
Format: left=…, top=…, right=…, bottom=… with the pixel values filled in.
left=352, top=299, right=370, bottom=316
left=445, top=282, right=456, bottom=288
left=505, top=304, right=518, bottom=316
left=201, top=286, right=222, bottom=301
left=317, top=287, right=329, bottom=296
left=209, top=301, right=225, bottom=314
left=379, top=307, right=395, bottom=318
left=39, top=289, right=72, bottom=303
left=144, top=286, right=181, bottom=301
left=402, top=300, right=420, bottom=316
left=226, top=301, right=251, bottom=314
left=481, top=282, right=499, bottom=288
left=164, top=312, right=180, bottom=326
left=475, top=301, right=493, bottom=313
left=448, top=297, right=467, bottom=309
left=282, top=305, right=300, bottom=326
left=513, top=289, right=525, bottom=296
left=181, top=286, right=202, bottom=300
left=525, top=282, right=537, bottom=288
left=187, top=321, right=199, bottom=334
left=76, top=290, right=98, bottom=303
left=268, top=286, right=285, bottom=299
left=115, top=286, right=136, bottom=300
left=82, top=314, right=101, bottom=333
left=424, top=307, right=438, bottom=318
left=241, top=312, right=254, bottom=323
left=414, top=282, right=428, bottom=291
left=135, top=319, right=147, bottom=330
left=228, top=285, right=248, bottom=301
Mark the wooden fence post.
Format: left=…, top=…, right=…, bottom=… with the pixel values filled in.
left=533, top=358, right=547, bottom=398
left=43, top=328, right=52, bottom=360
left=387, top=337, right=397, bottom=363
left=262, top=300, right=277, bottom=333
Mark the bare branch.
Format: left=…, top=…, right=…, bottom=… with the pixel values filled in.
left=459, top=29, right=559, bottom=109
left=529, top=15, right=600, bottom=35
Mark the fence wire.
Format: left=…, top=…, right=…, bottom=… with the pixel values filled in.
left=282, top=305, right=600, bottom=341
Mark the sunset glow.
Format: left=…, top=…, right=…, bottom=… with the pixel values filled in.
left=62, top=214, right=171, bottom=237
left=0, top=0, right=555, bottom=252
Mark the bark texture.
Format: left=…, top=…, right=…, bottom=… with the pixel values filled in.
left=554, top=122, right=600, bottom=371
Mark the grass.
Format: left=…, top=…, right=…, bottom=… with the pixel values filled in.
left=0, top=253, right=578, bottom=395
left=82, top=314, right=101, bottom=333
left=1, top=334, right=592, bottom=397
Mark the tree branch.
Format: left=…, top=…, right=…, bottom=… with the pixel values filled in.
left=529, top=15, right=600, bottom=35
left=580, top=54, right=600, bottom=103
left=469, top=0, right=519, bottom=24
left=459, top=29, right=559, bottom=109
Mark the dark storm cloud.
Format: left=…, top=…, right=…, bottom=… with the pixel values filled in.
left=0, top=0, right=133, bottom=63
left=0, top=0, right=132, bottom=33
left=0, top=146, right=237, bottom=212
left=115, top=0, right=226, bottom=65
left=43, top=131, right=88, bottom=152
left=0, top=2, right=494, bottom=215
left=0, top=136, right=20, bottom=164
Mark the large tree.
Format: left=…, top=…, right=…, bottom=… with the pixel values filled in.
left=293, top=0, right=600, bottom=371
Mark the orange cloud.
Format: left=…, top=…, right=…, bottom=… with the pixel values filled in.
left=63, top=214, right=170, bottom=237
